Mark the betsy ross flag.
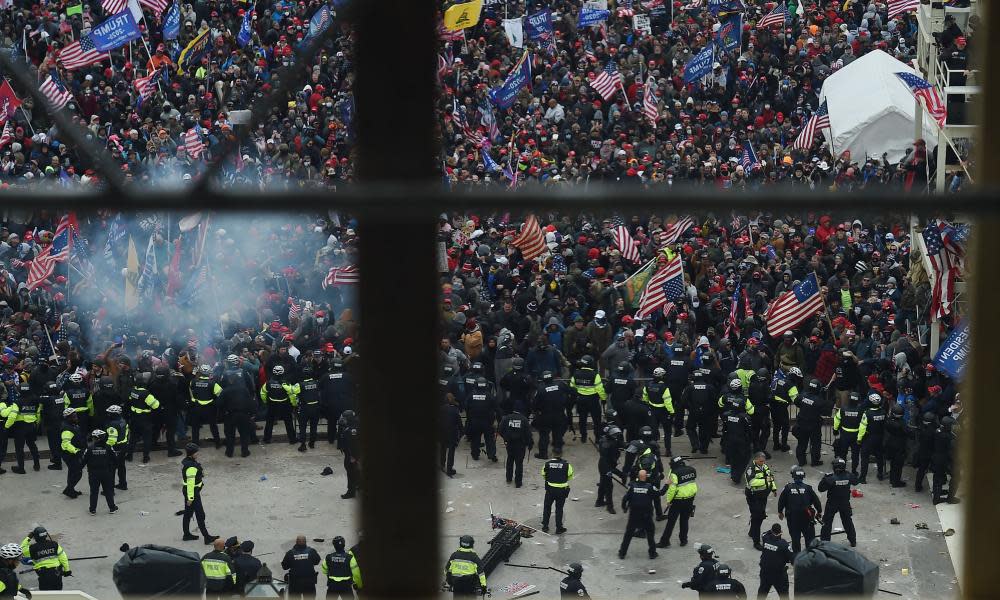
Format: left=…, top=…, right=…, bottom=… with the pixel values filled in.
left=27, top=214, right=76, bottom=290
left=591, top=62, right=623, bottom=101
left=758, top=2, right=788, bottom=28
left=642, top=76, right=658, bottom=125
left=614, top=225, right=641, bottom=263
left=322, top=264, right=360, bottom=288
left=792, top=100, right=830, bottom=150
left=511, top=214, right=547, bottom=260
left=182, top=128, right=205, bottom=158
left=765, top=272, right=824, bottom=336
left=658, top=216, right=694, bottom=249
left=39, top=73, right=73, bottom=110
left=134, top=69, right=159, bottom=103
left=888, top=0, right=919, bottom=19
left=58, top=35, right=110, bottom=70
left=636, top=255, right=684, bottom=319
left=922, top=220, right=963, bottom=318
left=895, top=72, right=946, bottom=127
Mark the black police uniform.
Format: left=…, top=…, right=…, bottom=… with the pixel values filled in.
left=106, top=415, right=129, bottom=488
left=722, top=409, right=752, bottom=484
left=187, top=375, right=222, bottom=451
left=63, top=383, right=91, bottom=432
left=771, top=377, right=798, bottom=451
left=758, top=531, right=793, bottom=599
left=883, top=411, right=909, bottom=487
left=440, top=401, right=463, bottom=475
left=596, top=429, right=623, bottom=512
left=541, top=457, right=573, bottom=532
left=858, top=404, right=886, bottom=483
left=818, top=470, right=859, bottom=546
left=61, top=419, right=86, bottom=497
left=682, top=377, right=716, bottom=453
left=149, top=370, right=183, bottom=455
left=262, top=376, right=297, bottom=444
left=126, top=385, right=159, bottom=461
left=571, top=365, right=604, bottom=443
left=321, top=367, right=355, bottom=443
left=337, top=414, right=361, bottom=498
left=466, top=383, right=499, bottom=461
left=10, top=391, right=41, bottom=471
left=281, top=542, right=321, bottom=598
left=82, top=438, right=118, bottom=513
left=619, top=479, right=657, bottom=558
left=499, top=368, right=533, bottom=415
left=621, top=397, right=654, bottom=443
left=297, top=376, right=322, bottom=448
left=793, top=388, right=826, bottom=467
left=499, top=410, right=532, bottom=486
left=533, top=379, right=570, bottom=458
left=181, top=455, right=212, bottom=539
left=748, top=373, right=772, bottom=455
left=605, top=369, right=637, bottom=414
left=777, top=479, right=822, bottom=554
left=559, top=574, right=589, bottom=598
left=664, top=354, right=690, bottom=435
left=913, top=418, right=937, bottom=492
left=631, top=445, right=665, bottom=518
left=931, top=423, right=957, bottom=503
left=682, top=557, right=719, bottom=592
left=218, top=380, right=255, bottom=458
left=702, top=573, right=747, bottom=598
left=642, top=378, right=674, bottom=451
left=744, top=462, right=776, bottom=546
left=41, top=382, right=65, bottom=468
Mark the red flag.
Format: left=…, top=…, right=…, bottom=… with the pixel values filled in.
left=0, top=80, right=22, bottom=122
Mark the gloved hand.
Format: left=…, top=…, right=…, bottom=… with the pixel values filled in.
left=832, top=430, right=840, bottom=437
left=20, top=589, right=32, bottom=599
left=64, top=570, right=73, bottom=577
left=681, top=582, right=690, bottom=589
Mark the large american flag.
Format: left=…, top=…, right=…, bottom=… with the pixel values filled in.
left=590, top=62, right=623, bottom=101
left=922, top=220, right=963, bottom=319
left=182, top=128, right=205, bottom=158
left=740, top=142, right=759, bottom=171
left=140, top=0, right=170, bottom=14
left=642, top=76, right=658, bottom=125
left=101, top=0, right=128, bottom=14
left=765, top=272, right=824, bottom=336
left=617, top=0, right=635, bottom=18
left=322, top=265, right=360, bottom=288
left=636, top=255, right=684, bottom=319
left=510, top=214, right=547, bottom=261
left=758, top=2, right=788, bottom=28
left=658, top=216, right=694, bottom=249
left=614, top=225, right=641, bottom=263
left=134, top=69, right=159, bottom=103
left=792, top=101, right=830, bottom=150
left=39, top=74, right=73, bottom=110
left=895, top=72, right=946, bottom=127
left=27, top=214, right=76, bottom=290
left=58, top=35, right=110, bottom=71
left=888, top=0, right=919, bottom=20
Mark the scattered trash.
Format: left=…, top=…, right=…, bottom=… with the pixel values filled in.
left=901, top=568, right=910, bottom=576
left=732, top=514, right=743, bottom=519
left=260, top=475, right=268, bottom=481
left=571, top=497, right=580, bottom=502
left=890, top=518, right=901, bottom=525
left=915, top=523, right=929, bottom=530
left=583, top=490, right=594, bottom=494
left=908, top=503, right=920, bottom=509
left=942, top=529, right=955, bottom=537
left=321, top=467, right=334, bottom=476
left=851, top=489, right=863, bottom=498
left=138, top=511, right=150, bottom=517
left=647, top=569, right=656, bottom=574
left=312, top=538, right=325, bottom=543
left=448, top=501, right=454, bottom=505
left=445, top=507, right=455, bottom=513
left=716, top=466, right=731, bottom=474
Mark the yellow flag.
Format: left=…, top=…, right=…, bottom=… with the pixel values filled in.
left=443, top=0, right=483, bottom=31
left=177, top=27, right=211, bottom=75
left=125, top=236, right=139, bottom=311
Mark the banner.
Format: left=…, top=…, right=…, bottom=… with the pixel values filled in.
left=620, top=260, right=656, bottom=308
left=66, top=3, right=83, bottom=15
left=524, top=9, right=552, bottom=40
left=443, top=0, right=483, bottom=31
left=0, top=80, right=22, bottom=121
left=489, top=51, right=531, bottom=109
left=177, top=26, right=210, bottom=74
left=237, top=7, right=254, bottom=47
left=709, top=0, right=744, bottom=13
left=934, top=321, right=969, bottom=380
left=578, top=6, right=610, bottom=27
left=503, top=18, right=523, bottom=48
left=91, top=10, right=142, bottom=52
left=715, top=13, right=741, bottom=53
left=633, top=13, right=652, bottom=35
left=163, top=1, right=180, bottom=40
left=683, top=42, right=714, bottom=83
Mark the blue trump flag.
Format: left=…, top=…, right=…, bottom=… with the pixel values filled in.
left=91, top=10, right=142, bottom=52
left=578, top=7, right=610, bottom=27
left=709, top=0, right=745, bottom=14
left=683, top=42, right=714, bottom=83
left=489, top=51, right=531, bottom=109
left=482, top=149, right=502, bottom=173
left=163, top=1, right=180, bottom=40
left=525, top=9, right=553, bottom=40
left=238, top=7, right=255, bottom=47
left=716, top=13, right=741, bottom=52
left=934, top=321, right=969, bottom=381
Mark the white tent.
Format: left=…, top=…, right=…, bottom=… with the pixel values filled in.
left=819, top=49, right=939, bottom=164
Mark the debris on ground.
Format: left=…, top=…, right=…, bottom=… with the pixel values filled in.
left=890, top=518, right=901, bottom=525
left=915, top=523, right=929, bottom=530
left=851, top=489, right=864, bottom=498
left=321, top=467, right=334, bottom=476
left=716, top=467, right=731, bottom=474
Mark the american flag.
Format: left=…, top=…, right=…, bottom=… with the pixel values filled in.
left=922, top=220, right=963, bottom=319
left=895, top=72, right=946, bottom=127
left=289, top=298, right=302, bottom=320
left=792, top=101, right=830, bottom=150
left=658, top=216, right=694, bottom=249
left=438, top=22, right=466, bottom=41
left=641, top=0, right=664, bottom=8
left=101, top=0, right=128, bottom=13
left=723, top=284, right=741, bottom=337
left=322, top=264, right=360, bottom=288
left=740, top=142, right=759, bottom=171
left=511, top=214, right=547, bottom=261
left=617, top=0, right=635, bottom=18
left=452, top=100, right=484, bottom=146
left=39, top=73, right=73, bottom=110
left=140, top=0, right=170, bottom=14
left=58, top=35, right=109, bottom=71
left=888, top=0, right=919, bottom=20
left=765, top=272, right=824, bottom=336
left=730, top=212, right=748, bottom=234
left=27, top=214, right=76, bottom=290
left=642, top=76, right=658, bottom=125
left=636, top=255, right=684, bottom=319
left=614, top=225, right=641, bottom=263
left=758, top=2, right=788, bottom=28
left=481, top=99, right=500, bottom=142
left=590, top=62, right=623, bottom=101
left=182, top=128, right=205, bottom=158
left=584, top=41, right=597, bottom=62
left=0, top=121, right=12, bottom=149
left=134, top=69, right=159, bottom=103
left=743, top=286, right=753, bottom=318
left=438, top=53, right=451, bottom=79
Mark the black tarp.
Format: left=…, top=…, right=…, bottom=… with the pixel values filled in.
left=794, top=539, right=879, bottom=596
left=113, top=544, right=203, bottom=597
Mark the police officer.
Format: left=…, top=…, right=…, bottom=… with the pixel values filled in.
left=149, top=367, right=184, bottom=458
left=218, top=373, right=255, bottom=458
left=6, top=382, right=41, bottom=473
left=500, top=357, right=534, bottom=414
left=81, top=429, right=119, bottom=515
left=201, top=537, right=236, bottom=599
left=702, top=563, right=747, bottom=598
left=621, top=392, right=655, bottom=444
left=541, top=447, right=574, bottom=533
left=19, top=527, right=70, bottom=590
left=533, top=371, right=570, bottom=459
left=189, top=365, right=222, bottom=448
left=618, top=469, right=658, bottom=559
left=931, top=416, right=959, bottom=505
left=41, top=381, right=65, bottom=470
left=777, top=466, right=822, bottom=554
left=297, top=366, right=322, bottom=451
left=0, top=385, right=12, bottom=474
left=0, top=542, right=30, bottom=598
left=621, top=425, right=650, bottom=482
left=771, top=368, right=800, bottom=452
left=560, top=562, right=589, bottom=598
left=819, top=458, right=859, bottom=547
left=323, top=536, right=354, bottom=599
left=642, top=368, right=675, bottom=455
left=105, top=406, right=129, bottom=489
left=282, top=535, right=321, bottom=599
left=570, top=355, right=606, bottom=443
left=857, top=393, right=886, bottom=484
left=606, top=362, right=638, bottom=414
left=596, top=424, right=624, bottom=514
left=913, top=412, right=938, bottom=493
left=62, top=372, right=92, bottom=433
left=444, top=535, right=486, bottom=597
left=883, top=405, right=909, bottom=488
left=60, top=408, right=85, bottom=499
left=722, top=386, right=753, bottom=484
left=440, top=365, right=462, bottom=407
left=322, top=358, right=355, bottom=444
left=461, top=363, right=485, bottom=411
left=127, top=372, right=160, bottom=463
left=745, top=452, right=777, bottom=550
left=832, top=392, right=863, bottom=474
left=337, top=410, right=361, bottom=499
left=261, top=365, right=299, bottom=444
left=682, top=370, right=716, bottom=454
left=630, top=429, right=666, bottom=519
left=89, top=376, right=120, bottom=430
left=748, top=369, right=772, bottom=459
left=466, top=377, right=499, bottom=462
left=664, top=346, right=691, bottom=436
left=681, top=544, right=720, bottom=593
left=793, top=379, right=826, bottom=467
left=499, top=408, right=533, bottom=487
left=758, top=524, right=793, bottom=600
left=233, top=540, right=262, bottom=596
left=181, top=443, right=218, bottom=544
left=440, top=395, right=463, bottom=477
left=657, top=455, right=698, bottom=547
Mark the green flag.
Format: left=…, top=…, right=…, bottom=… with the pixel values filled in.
left=67, top=3, right=83, bottom=15
left=620, top=261, right=656, bottom=309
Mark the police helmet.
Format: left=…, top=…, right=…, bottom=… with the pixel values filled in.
left=716, top=563, right=732, bottom=577
left=891, top=404, right=904, bottom=417
left=512, top=357, right=525, bottom=370
left=476, top=377, right=488, bottom=388
left=617, top=361, right=630, bottom=373
left=922, top=412, right=937, bottom=424
left=63, top=407, right=76, bottom=418
left=807, top=378, right=821, bottom=390
left=756, top=368, right=769, bottom=379
left=137, top=371, right=153, bottom=386
left=697, top=544, right=715, bottom=558
left=653, top=367, right=666, bottom=379
left=107, top=405, right=122, bottom=415
left=639, top=426, right=654, bottom=441
left=941, top=416, right=955, bottom=427
left=790, top=466, right=805, bottom=479
left=459, top=535, right=475, bottom=549
left=333, top=536, right=346, bottom=551
left=332, top=358, right=344, bottom=369
left=849, top=391, right=860, bottom=402
left=542, top=371, right=554, bottom=381
left=273, top=365, right=285, bottom=376
left=69, top=372, right=83, bottom=384
left=341, top=410, right=357, bottom=422
left=154, top=365, right=169, bottom=377
left=670, top=455, right=686, bottom=467
left=568, top=562, right=583, bottom=578
left=199, top=364, right=212, bottom=376
left=32, top=527, right=48, bottom=540
left=302, top=365, right=314, bottom=377
left=868, top=393, right=882, bottom=405
left=604, top=407, right=618, bottom=421
left=693, top=369, right=706, bottom=379
left=443, top=364, right=456, bottom=376
left=471, top=362, right=484, bottom=374
left=19, top=381, right=30, bottom=392
left=832, top=457, right=847, bottom=472
left=787, top=367, right=802, bottom=378
left=227, top=354, right=240, bottom=366
left=185, top=442, right=200, bottom=455
left=729, top=378, right=742, bottom=390
left=607, top=425, right=623, bottom=439
left=580, top=355, right=595, bottom=367
left=0, top=543, right=23, bottom=560
left=100, top=376, right=115, bottom=390
left=91, top=429, right=107, bottom=440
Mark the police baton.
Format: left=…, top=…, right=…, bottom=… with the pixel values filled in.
left=503, top=563, right=569, bottom=576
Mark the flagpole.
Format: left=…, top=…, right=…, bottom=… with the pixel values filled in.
left=613, top=256, right=656, bottom=289
left=19, top=107, right=37, bottom=135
